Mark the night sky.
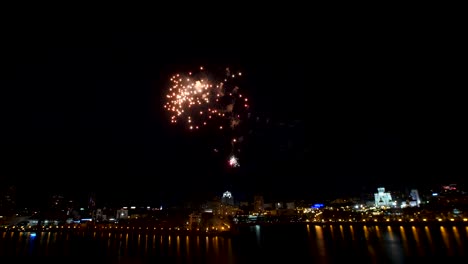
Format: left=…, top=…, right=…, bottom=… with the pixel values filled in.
left=0, top=21, right=462, bottom=208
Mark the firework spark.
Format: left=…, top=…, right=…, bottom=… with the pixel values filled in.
left=164, top=66, right=248, bottom=131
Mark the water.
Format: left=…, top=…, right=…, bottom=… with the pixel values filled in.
left=1, top=224, right=468, bottom=263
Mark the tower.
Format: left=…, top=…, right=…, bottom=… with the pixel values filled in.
left=409, top=189, right=421, bottom=207
left=88, top=192, right=96, bottom=210
left=253, top=195, right=264, bottom=212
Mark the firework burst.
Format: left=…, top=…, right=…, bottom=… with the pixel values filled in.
left=163, top=66, right=250, bottom=167
left=164, top=66, right=248, bottom=131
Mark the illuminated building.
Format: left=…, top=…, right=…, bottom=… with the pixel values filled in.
left=94, top=208, right=103, bottom=221
left=409, top=189, right=421, bottom=207
left=222, top=191, right=234, bottom=205
left=189, top=212, right=201, bottom=229
left=374, top=187, right=394, bottom=207
left=116, top=209, right=128, bottom=220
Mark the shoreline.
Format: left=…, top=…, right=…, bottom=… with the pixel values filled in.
left=2, top=220, right=468, bottom=237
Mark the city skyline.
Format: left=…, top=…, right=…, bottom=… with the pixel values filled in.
left=2, top=179, right=464, bottom=211
left=1, top=25, right=460, bottom=208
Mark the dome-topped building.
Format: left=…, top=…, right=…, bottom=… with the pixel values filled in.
left=222, top=191, right=234, bottom=205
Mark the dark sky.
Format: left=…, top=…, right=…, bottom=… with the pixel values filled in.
left=0, top=20, right=462, bottom=208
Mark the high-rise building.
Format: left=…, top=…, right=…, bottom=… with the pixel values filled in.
left=253, top=195, right=264, bottom=212
left=0, top=186, right=16, bottom=217
left=88, top=193, right=96, bottom=210
left=409, top=189, right=421, bottom=207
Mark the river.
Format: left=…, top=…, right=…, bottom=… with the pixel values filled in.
left=1, top=223, right=467, bottom=263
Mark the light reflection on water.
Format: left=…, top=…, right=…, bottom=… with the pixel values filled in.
left=453, top=226, right=463, bottom=253
left=399, top=226, right=409, bottom=256
left=440, top=226, right=453, bottom=256
left=1, top=224, right=468, bottom=263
